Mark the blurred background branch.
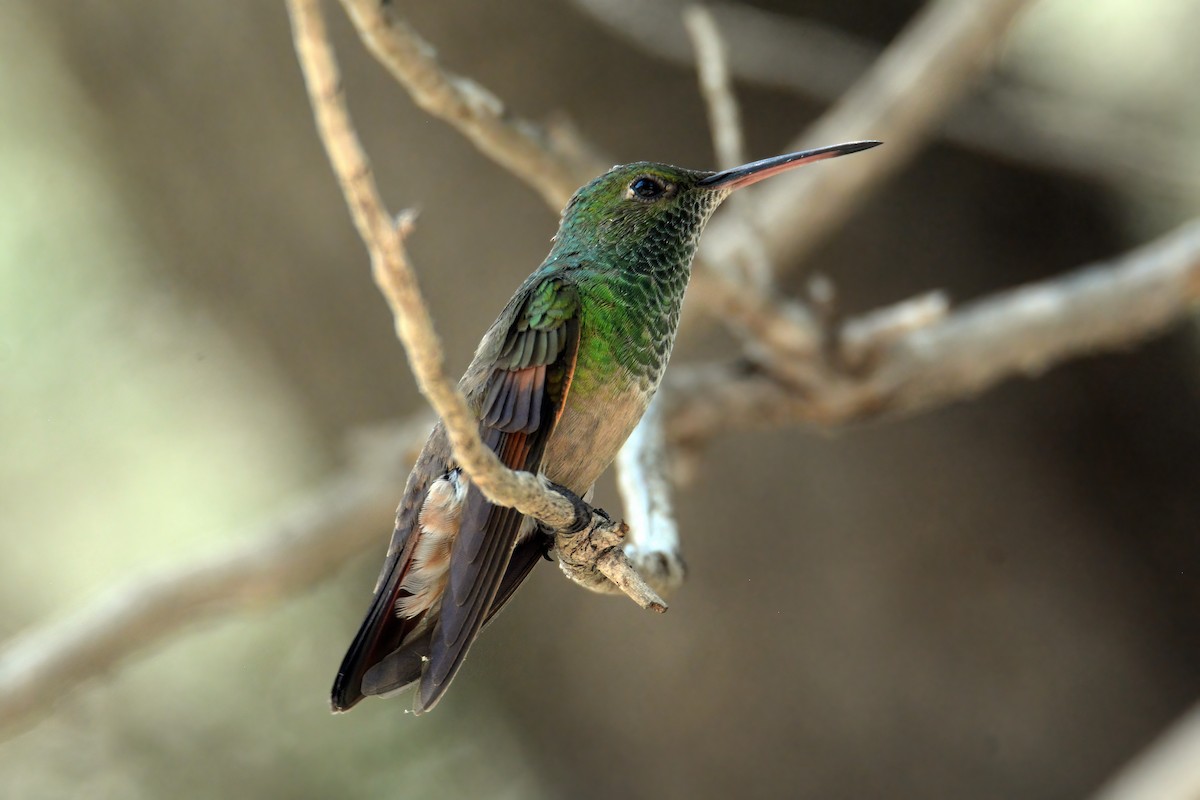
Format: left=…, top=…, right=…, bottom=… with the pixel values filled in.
left=572, top=0, right=1196, bottom=198
left=2, top=0, right=1198, bottom=797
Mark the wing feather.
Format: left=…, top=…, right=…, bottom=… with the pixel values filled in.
left=415, top=281, right=580, bottom=712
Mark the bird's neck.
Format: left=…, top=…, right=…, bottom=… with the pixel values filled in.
left=549, top=244, right=697, bottom=395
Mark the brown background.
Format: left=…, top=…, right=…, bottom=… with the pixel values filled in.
left=2, top=1, right=1198, bottom=798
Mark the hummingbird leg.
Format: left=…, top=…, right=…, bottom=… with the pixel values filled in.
left=545, top=481, right=592, bottom=534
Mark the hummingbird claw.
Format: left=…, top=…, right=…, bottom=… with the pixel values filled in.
left=546, top=481, right=592, bottom=534
left=535, top=526, right=556, bottom=561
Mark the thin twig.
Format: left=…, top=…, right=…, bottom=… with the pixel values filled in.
left=288, top=0, right=578, bottom=531
left=2, top=214, right=1196, bottom=739
left=683, top=5, right=744, bottom=172
left=666, top=218, right=1200, bottom=441
left=0, top=413, right=432, bottom=740
left=572, top=0, right=1194, bottom=197
left=683, top=3, right=771, bottom=291
left=555, top=520, right=668, bottom=612
left=616, top=393, right=685, bottom=594
left=698, top=0, right=1037, bottom=276
left=337, top=0, right=604, bottom=209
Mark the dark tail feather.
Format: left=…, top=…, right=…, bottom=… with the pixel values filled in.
left=360, top=629, right=433, bottom=697
left=358, top=537, right=543, bottom=701
left=330, top=511, right=426, bottom=712
left=330, top=584, right=418, bottom=712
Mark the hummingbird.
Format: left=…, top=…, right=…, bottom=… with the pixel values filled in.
left=331, top=140, right=881, bottom=714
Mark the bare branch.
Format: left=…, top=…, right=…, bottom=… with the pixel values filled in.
left=289, top=0, right=663, bottom=620
left=616, top=394, right=685, bottom=595
left=666, top=219, right=1200, bottom=442
left=680, top=0, right=1033, bottom=351
left=555, top=519, right=668, bottom=613
left=0, top=414, right=431, bottom=740
left=337, top=0, right=604, bottom=209
left=683, top=3, right=772, bottom=292
left=572, top=0, right=1194, bottom=196
left=2, top=0, right=1195, bottom=749
left=1091, top=700, right=1200, bottom=800
left=683, top=5, right=744, bottom=172
left=288, top=0, right=579, bottom=531
left=698, top=0, right=1037, bottom=275
left=3, top=214, right=1196, bottom=742
left=839, top=290, right=950, bottom=370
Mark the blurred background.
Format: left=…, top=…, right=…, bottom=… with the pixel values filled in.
left=2, top=0, right=1199, bottom=797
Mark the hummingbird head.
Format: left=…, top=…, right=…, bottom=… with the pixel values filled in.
left=550, top=140, right=881, bottom=274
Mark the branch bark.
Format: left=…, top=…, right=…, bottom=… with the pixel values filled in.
left=616, top=393, right=685, bottom=594
left=288, top=0, right=663, bottom=613
left=665, top=219, right=1200, bottom=441
left=695, top=0, right=1036, bottom=278
left=337, top=0, right=604, bottom=209
left=1, top=0, right=1196, bottom=757
left=289, top=0, right=576, bottom=532
left=572, top=0, right=1194, bottom=196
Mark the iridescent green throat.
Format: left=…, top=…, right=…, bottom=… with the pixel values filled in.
left=548, top=187, right=725, bottom=395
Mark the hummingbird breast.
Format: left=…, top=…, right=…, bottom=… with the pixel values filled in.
left=539, top=273, right=683, bottom=493
left=541, top=378, right=656, bottom=493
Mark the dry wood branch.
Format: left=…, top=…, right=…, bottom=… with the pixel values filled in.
left=288, top=0, right=578, bottom=531
left=573, top=0, right=1193, bottom=196
left=337, top=0, right=604, bottom=209
left=0, top=414, right=431, bottom=740
left=684, top=5, right=744, bottom=173
left=289, top=0, right=659, bottom=610
left=616, top=394, right=685, bottom=595
left=2, top=216, right=1196, bottom=741
left=555, top=517, right=668, bottom=612
left=2, top=0, right=1197, bottom=751
left=684, top=4, right=771, bottom=292
left=666, top=219, right=1200, bottom=441
left=698, top=0, right=1036, bottom=276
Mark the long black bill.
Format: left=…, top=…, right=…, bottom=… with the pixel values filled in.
left=697, top=140, right=882, bottom=191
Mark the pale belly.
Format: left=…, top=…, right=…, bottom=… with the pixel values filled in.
left=540, top=380, right=653, bottom=494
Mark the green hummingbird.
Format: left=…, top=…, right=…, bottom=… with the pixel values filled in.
left=331, top=140, right=881, bottom=714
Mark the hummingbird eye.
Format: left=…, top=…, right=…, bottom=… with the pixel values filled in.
left=628, top=176, right=667, bottom=201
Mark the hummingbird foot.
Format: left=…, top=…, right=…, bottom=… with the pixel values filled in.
left=535, top=526, right=556, bottom=562
left=536, top=497, right=613, bottom=562
left=545, top=481, right=593, bottom=534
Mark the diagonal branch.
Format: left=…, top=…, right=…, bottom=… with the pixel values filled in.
left=1090, top=699, right=1200, bottom=800
left=572, top=0, right=1194, bottom=197
left=288, top=0, right=576, bottom=530
left=337, top=0, right=604, bottom=209
left=287, top=0, right=662, bottom=612
left=685, top=0, right=1033, bottom=345
left=0, top=413, right=431, bottom=740
left=665, top=218, right=1200, bottom=442
left=2, top=214, right=1196, bottom=740
left=696, top=0, right=1036, bottom=276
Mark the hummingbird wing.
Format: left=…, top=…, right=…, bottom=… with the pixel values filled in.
left=329, top=431, right=452, bottom=712
left=330, top=278, right=580, bottom=714
left=416, top=277, right=581, bottom=712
